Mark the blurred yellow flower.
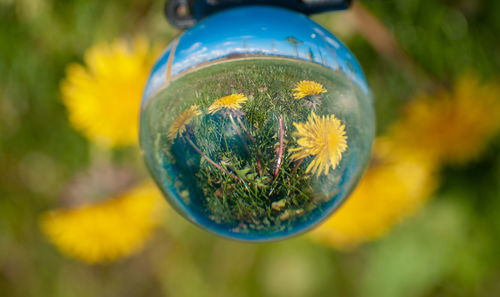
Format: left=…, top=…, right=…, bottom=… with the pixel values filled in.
left=61, top=36, right=160, bottom=147
left=168, top=104, right=202, bottom=140
left=293, top=80, right=327, bottom=99
left=40, top=182, right=165, bottom=264
left=208, top=93, right=248, bottom=114
left=309, top=138, right=437, bottom=249
left=391, top=74, right=500, bottom=164
left=290, top=112, right=347, bottom=177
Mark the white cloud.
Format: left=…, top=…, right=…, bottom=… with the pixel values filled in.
left=172, top=46, right=274, bottom=76
left=180, top=42, right=202, bottom=54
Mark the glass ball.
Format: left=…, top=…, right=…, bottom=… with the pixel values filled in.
left=140, top=6, right=374, bottom=241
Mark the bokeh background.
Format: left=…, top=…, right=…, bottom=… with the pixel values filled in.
left=1, top=0, right=500, bottom=296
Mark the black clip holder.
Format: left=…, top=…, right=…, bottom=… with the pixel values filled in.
left=165, top=0, right=352, bottom=28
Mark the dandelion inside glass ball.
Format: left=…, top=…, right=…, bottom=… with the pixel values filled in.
left=140, top=6, right=374, bottom=240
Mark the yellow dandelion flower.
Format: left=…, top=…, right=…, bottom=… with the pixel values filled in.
left=61, top=36, right=161, bottom=147
left=309, top=138, right=437, bottom=250
left=292, top=80, right=327, bottom=99
left=290, top=111, right=348, bottom=177
left=207, top=93, right=247, bottom=114
left=391, top=74, right=500, bottom=164
left=40, top=182, right=166, bottom=264
left=168, top=104, right=202, bottom=140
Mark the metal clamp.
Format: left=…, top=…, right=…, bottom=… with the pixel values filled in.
left=165, top=0, right=352, bottom=29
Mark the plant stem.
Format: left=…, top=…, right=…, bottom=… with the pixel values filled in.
left=184, top=135, right=239, bottom=180
left=350, top=2, right=436, bottom=90
left=236, top=117, right=265, bottom=170
left=290, top=158, right=304, bottom=176
left=236, top=117, right=257, bottom=145
left=230, top=114, right=263, bottom=176
left=273, top=116, right=284, bottom=177
left=229, top=114, right=249, bottom=151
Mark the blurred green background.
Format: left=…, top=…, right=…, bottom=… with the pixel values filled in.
left=1, top=0, right=500, bottom=296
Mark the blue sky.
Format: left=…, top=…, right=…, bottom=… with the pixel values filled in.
left=142, top=44, right=171, bottom=106
left=143, top=5, right=369, bottom=105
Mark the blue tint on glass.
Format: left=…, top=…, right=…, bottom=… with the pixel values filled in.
left=141, top=45, right=172, bottom=104
left=142, top=6, right=369, bottom=107
left=171, top=6, right=368, bottom=91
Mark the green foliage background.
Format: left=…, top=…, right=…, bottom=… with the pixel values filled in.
left=1, top=0, right=500, bottom=296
